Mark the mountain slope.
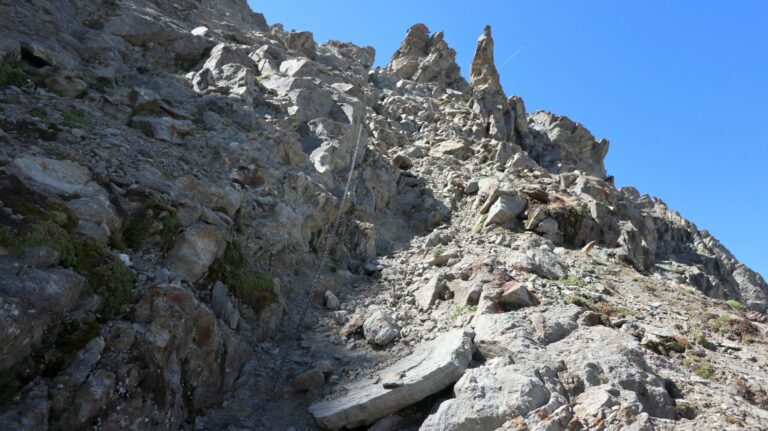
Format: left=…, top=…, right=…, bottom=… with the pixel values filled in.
left=0, top=1, right=766, bottom=430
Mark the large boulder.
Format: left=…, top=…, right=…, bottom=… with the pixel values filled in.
left=309, top=329, right=475, bottom=429
left=420, top=362, right=552, bottom=431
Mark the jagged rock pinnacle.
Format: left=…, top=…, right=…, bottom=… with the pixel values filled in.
left=470, top=25, right=502, bottom=94
left=386, top=23, right=470, bottom=92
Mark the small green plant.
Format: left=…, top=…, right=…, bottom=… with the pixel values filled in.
left=691, top=327, right=709, bottom=346
left=451, top=304, right=477, bottom=320
left=472, top=213, right=488, bottom=234
left=62, top=110, right=89, bottom=128
left=616, top=306, right=636, bottom=318
left=557, top=275, right=587, bottom=287
left=706, top=315, right=728, bottom=333
left=725, top=299, right=744, bottom=311
left=433, top=247, right=445, bottom=257
left=694, top=362, right=714, bottom=379
left=208, top=242, right=277, bottom=313
left=0, top=61, right=41, bottom=88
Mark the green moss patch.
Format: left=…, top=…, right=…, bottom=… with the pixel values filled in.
left=0, top=61, right=42, bottom=88
left=557, top=275, right=587, bottom=287
left=208, top=242, right=277, bottom=313
left=472, top=213, right=488, bottom=234
left=0, top=175, right=135, bottom=317
left=62, top=110, right=89, bottom=128
left=120, top=193, right=181, bottom=253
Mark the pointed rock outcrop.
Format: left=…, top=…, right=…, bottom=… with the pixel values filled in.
left=387, top=24, right=470, bottom=92
left=470, top=25, right=502, bottom=95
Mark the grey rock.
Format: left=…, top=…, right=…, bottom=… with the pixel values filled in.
left=528, top=304, right=583, bottom=344
left=363, top=310, right=400, bottom=346
left=527, top=111, right=609, bottom=178
left=211, top=282, right=240, bottom=329
left=508, top=247, right=567, bottom=279
left=324, top=290, right=340, bottom=310
left=60, top=369, right=115, bottom=429
left=293, top=368, right=325, bottom=392
left=412, top=272, right=444, bottom=311
left=4, top=156, right=91, bottom=197
left=472, top=313, right=544, bottom=363
left=309, top=329, right=474, bottom=429
left=435, top=139, right=473, bottom=160
left=484, top=193, right=527, bottom=226
left=166, top=223, right=226, bottom=282
left=65, top=195, right=121, bottom=243
left=498, top=282, right=539, bottom=309
left=16, top=247, right=60, bottom=268
left=0, top=380, right=49, bottom=431
left=130, top=116, right=194, bottom=143
left=420, top=362, right=551, bottom=431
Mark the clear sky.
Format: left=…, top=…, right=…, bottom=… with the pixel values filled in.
left=249, top=1, right=767, bottom=278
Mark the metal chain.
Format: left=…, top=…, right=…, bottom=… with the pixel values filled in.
left=269, top=122, right=366, bottom=397
left=290, top=122, right=365, bottom=342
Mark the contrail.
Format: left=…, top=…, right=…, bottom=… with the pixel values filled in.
left=501, top=45, right=524, bottom=68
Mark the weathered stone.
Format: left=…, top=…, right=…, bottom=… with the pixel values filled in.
left=293, top=368, right=325, bottom=392
left=339, top=313, right=365, bottom=337
left=527, top=111, right=609, bottom=178
left=363, top=310, right=399, bottom=346
left=472, top=313, right=545, bottom=363
left=4, top=156, right=91, bottom=197
left=166, top=223, right=226, bottom=282
left=508, top=247, right=567, bottom=279
left=528, top=304, right=583, bottom=344
left=211, top=282, right=240, bottom=329
left=484, top=193, right=527, bottom=226
left=434, top=139, right=473, bottom=160
left=279, top=57, right=316, bottom=77
left=130, top=116, right=194, bottom=143
left=412, top=272, right=443, bottom=311
left=420, top=362, right=551, bottom=431
left=60, top=369, right=116, bottom=429
left=309, top=329, right=474, bottom=429
left=324, top=290, right=340, bottom=310
left=498, top=282, right=538, bottom=309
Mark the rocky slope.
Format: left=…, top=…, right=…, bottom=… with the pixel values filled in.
left=1, top=1, right=767, bottom=430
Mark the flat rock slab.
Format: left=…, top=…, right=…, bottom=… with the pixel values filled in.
left=309, top=329, right=475, bottom=429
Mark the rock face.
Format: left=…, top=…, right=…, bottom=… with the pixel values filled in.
left=1, top=1, right=767, bottom=430
left=309, top=329, right=475, bottom=429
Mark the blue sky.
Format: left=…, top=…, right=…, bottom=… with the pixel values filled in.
left=250, top=1, right=767, bottom=278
